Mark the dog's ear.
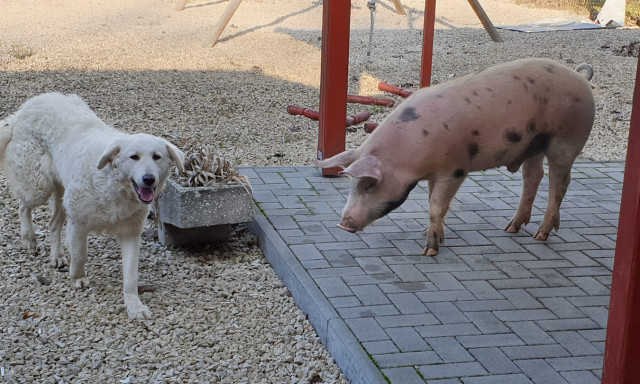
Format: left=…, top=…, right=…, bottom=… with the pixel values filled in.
left=97, top=140, right=122, bottom=170
left=165, top=142, right=185, bottom=173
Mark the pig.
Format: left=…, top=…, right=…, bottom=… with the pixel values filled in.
left=315, top=58, right=595, bottom=256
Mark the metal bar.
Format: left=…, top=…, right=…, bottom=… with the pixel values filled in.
left=318, top=0, right=351, bottom=176
left=420, top=0, right=436, bottom=88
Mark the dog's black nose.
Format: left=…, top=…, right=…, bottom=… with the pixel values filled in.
left=142, top=174, right=156, bottom=186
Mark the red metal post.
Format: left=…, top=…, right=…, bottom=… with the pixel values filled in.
left=317, top=0, right=351, bottom=176
left=420, top=0, right=436, bottom=88
left=602, top=57, right=640, bottom=384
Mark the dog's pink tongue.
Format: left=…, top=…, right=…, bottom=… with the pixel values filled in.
left=137, top=186, right=154, bottom=203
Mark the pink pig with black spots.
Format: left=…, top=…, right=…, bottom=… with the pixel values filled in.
left=316, top=58, right=595, bottom=256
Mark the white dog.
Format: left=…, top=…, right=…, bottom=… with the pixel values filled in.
left=0, top=93, right=184, bottom=319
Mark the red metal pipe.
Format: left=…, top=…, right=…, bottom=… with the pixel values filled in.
left=287, top=105, right=320, bottom=120
left=345, top=111, right=371, bottom=127
left=378, top=82, right=413, bottom=98
left=288, top=105, right=371, bottom=127
left=363, top=122, right=378, bottom=133
left=347, top=94, right=395, bottom=107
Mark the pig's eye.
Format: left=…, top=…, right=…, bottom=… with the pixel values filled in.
left=359, top=180, right=376, bottom=193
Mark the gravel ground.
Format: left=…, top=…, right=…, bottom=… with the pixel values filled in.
left=0, top=0, right=638, bottom=382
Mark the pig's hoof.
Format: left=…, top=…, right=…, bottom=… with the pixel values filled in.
left=534, top=231, right=549, bottom=241
left=505, top=224, right=520, bottom=233
left=423, top=247, right=438, bottom=256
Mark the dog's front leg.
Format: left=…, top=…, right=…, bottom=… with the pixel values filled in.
left=67, top=222, right=90, bottom=288
left=118, top=233, right=151, bottom=320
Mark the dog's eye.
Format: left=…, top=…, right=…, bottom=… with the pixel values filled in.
left=152, top=154, right=161, bottom=160
left=130, top=155, right=140, bottom=160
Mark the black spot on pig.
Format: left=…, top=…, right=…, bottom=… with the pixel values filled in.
left=472, top=90, right=479, bottom=96
left=505, top=129, right=522, bottom=143
left=464, top=97, right=472, bottom=104
left=422, top=129, right=429, bottom=136
left=521, top=133, right=551, bottom=159
left=526, top=119, right=536, bottom=134
left=507, top=100, right=513, bottom=105
left=435, top=94, right=442, bottom=98
left=512, top=74, right=521, bottom=80
left=468, top=143, right=479, bottom=160
left=527, top=77, right=535, bottom=84
left=399, top=107, right=420, bottom=123
left=453, top=169, right=466, bottom=178
left=380, top=181, right=418, bottom=217
left=472, top=130, right=480, bottom=136
left=442, top=122, right=449, bottom=131
left=545, top=64, right=555, bottom=74
left=573, top=96, right=581, bottom=103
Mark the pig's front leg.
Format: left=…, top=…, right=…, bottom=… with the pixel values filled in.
left=505, top=153, right=545, bottom=233
left=423, top=173, right=465, bottom=256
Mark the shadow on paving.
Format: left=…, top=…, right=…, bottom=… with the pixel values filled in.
left=244, top=162, right=621, bottom=384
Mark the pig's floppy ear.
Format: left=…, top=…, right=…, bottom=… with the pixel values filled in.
left=314, top=150, right=358, bottom=169
left=340, top=155, right=382, bottom=183
left=165, top=141, right=185, bottom=173
left=97, top=139, right=122, bottom=170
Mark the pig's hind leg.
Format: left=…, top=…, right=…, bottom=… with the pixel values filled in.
left=534, top=146, right=576, bottom=240
left=423, top=174, right=465, bottom=256
left=505, top=153, right=545, bottom=233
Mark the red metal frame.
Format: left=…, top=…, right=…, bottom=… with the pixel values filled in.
left=602, top=57, right=640, bottom=384
left=317, top=0, right=436, bottom=175
left=317, top=0, right=351, bottom=176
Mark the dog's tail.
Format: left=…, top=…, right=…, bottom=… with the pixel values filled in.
left=0, top=115, right=14, bottom=169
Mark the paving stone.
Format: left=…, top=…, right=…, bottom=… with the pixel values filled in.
left=426, top=337, right=474, bottom=363
left=417, top=324, right=483, bottom=338
left=506, top=321, right=555, bottom=345
left=387, top=327, right=431, bottom=352
left=461, top=280, right=504, bottom=300
left=351, top=284, right=392, bottom=306
left=418, top=362, right=487, bottom=380
left=499, top=289, right=544, bottom=309
left=373, top=351, right=441, bottom=368
left=455, top=300, right=515, bottom=312
left=537, top=318, right=600, bottom=332
left=363, top=340, right=399, bottom=355
left=388, top=292, right=429, bottom=314
left=382, top=367, right=425, bottom=384
left=426, top=302, right=470, bottom=324
left=465, top=311, right=510, bottom=334
left=549, top=331, right=601, bottom=356
left=560, top=370, right=601, bottom=384
left=494, top=309, right=556, bottom=322
left=376, top=313, right=440, bottom=328
left=338, top=305, right=400, bottom=319
left=461, top=374, right=533, bottom=384
left=538, top=297, right=585, bottom=318
left=457, top=333, right=524, bottom=349
left=545, top=355, right=604, bottom=371
left=469, top=347, right=520, bottom=374
left=315, top=277, right=353, bottom=298
left=501, top=344, right=571, bottom=360
left=426, top=272, right=467, bottom=291
left=516, top=359, right=569, bottom=384
left=344, top=317, right=388, bottom=342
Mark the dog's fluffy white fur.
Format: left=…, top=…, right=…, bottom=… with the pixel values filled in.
left=0, top=93, right=184, bottom=319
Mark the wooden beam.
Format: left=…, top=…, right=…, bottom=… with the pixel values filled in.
left=203, top=0, right=243, bottom=48
left=467, top=0, right=503, bottom=42
left=392, top=0, right=406, bottom=15
left=602, top=56, right=640, bottom=384
left=175, top=0, right=189, bottom=11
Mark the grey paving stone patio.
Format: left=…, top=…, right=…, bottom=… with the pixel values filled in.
left=241, top=162, right=621, bottom=384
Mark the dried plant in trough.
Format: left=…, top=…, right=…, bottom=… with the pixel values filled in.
left=164, top=135, right=251, bottom=191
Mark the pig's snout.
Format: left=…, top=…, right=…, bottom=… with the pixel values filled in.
left=337, top=217, right=360, bottom=233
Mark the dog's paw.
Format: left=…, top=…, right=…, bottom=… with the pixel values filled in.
left=71, top=277, right=90, bottom=289
left=127, top=303, right=152, bottom=320
left=50, top=255, right=69, bottom=269
left=20, top=237, right=37, bottom=254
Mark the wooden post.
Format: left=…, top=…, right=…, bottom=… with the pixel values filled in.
left=175, top=0, right=189, bottom=11
left=420, top=0, right=436, bottom=88
left=203, top=0, right=243, bottom=48
left=317, top=0, right=351, bottom=176
left=467, top=0, right=503, bottom=42
left=602, top=57, right=640, bottom=384
left=392, top=0, right=407, bottom=15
